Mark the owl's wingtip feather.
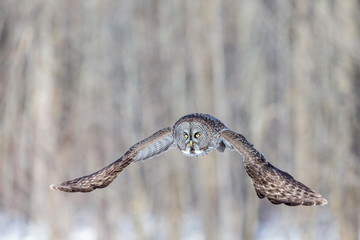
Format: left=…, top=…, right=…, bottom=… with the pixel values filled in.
left=50, top=184, right=59, bottom=190
left=301, top=196, right=328, bottom=206
left=50, top=183, right=73, bottom=192
left=318, top=197, right=328, bottom=206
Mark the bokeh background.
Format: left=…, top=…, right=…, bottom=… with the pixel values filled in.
left=0, top=1, right=359, bottom=240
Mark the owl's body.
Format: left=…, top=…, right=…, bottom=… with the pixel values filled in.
left=51, top=113, right=327, bottom=206
left=173, top=113, right=226, bottom=157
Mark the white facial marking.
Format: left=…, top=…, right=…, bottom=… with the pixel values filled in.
left=181, top=149, right=206, bottom=157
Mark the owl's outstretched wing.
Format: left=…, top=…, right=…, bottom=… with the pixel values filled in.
left=220, top=129, right=327, bottom=206
left=50, top=127, right=175, bottom=192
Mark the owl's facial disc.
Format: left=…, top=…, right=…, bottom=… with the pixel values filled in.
left=181, top=131, right=207, bottom=157
left=175, top=121, right=211, bottom=157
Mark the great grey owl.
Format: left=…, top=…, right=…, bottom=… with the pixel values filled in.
left=50, top=113, right=327, bottom=206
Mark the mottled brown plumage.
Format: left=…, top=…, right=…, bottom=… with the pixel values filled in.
left=50, top=127, right=174, bottom=192
left=51, top=113, right=327, bottom=206
left=220, top=130, right=327, bottom=206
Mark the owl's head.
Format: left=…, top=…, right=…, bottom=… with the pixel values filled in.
left=173, top=113, right=225, bottom=157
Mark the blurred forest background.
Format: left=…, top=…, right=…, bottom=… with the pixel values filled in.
left=0, top=0, right=359, bottom=240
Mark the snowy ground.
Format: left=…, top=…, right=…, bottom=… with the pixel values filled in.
left=0, top=210, right=338, bottom=240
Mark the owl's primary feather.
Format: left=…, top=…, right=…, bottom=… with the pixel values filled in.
left=50, top=127, right=175, bottom=192
left=220, top=129, right=327, bottom=206
left=51, top=113, right=327, bottom=206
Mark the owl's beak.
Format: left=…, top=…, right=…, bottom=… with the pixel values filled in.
left=189, top=140, right=193, bottom=148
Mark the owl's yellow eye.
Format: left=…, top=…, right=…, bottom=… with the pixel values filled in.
left=194, top=132, right=201, bottom=139
left=184, top=133, right=189, bottom=139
